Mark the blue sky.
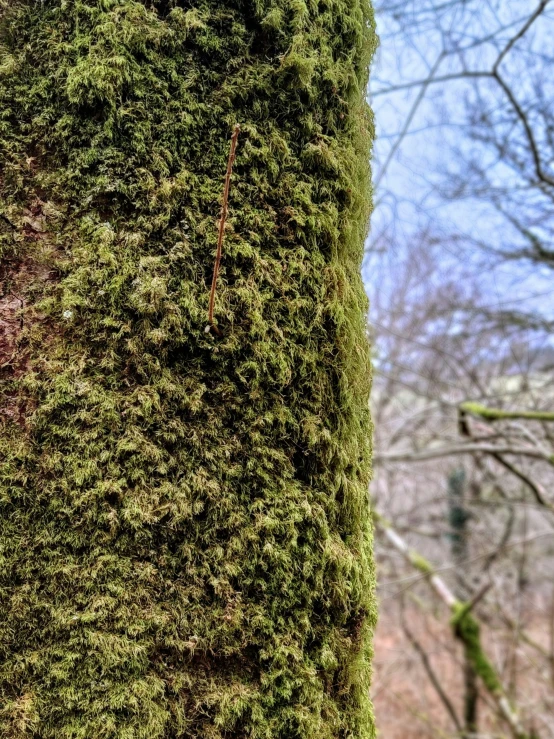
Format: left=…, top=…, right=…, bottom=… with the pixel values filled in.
left=365, top=1, right=554, bottom=328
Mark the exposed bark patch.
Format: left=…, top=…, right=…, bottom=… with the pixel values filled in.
left=1, top=198, right=59, bottom=423
left=0, top=262, right=28, bottom=379
left=0, top=260, right=31, bottom=425
left=0, top=293, right=23, bottom=373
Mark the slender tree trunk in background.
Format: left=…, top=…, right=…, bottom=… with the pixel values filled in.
left=0, top=1, right=377, bottom=737
left=448, top=469, right=478, bottom=737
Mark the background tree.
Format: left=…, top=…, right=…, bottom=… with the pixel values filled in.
left=0, top=1, right=377, bottom=737
left=370, top=244, right=554, bottom=737
left=368, top=3, right=554, bottom=735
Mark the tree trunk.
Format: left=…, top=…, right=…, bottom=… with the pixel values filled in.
left=448, top=468, right=479, bottom=736
left=0, top=1, right=377, bottom=737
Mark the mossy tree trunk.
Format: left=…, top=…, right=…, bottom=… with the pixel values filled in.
left=0, top=1, right=377, bottom=737
left=447, top=469, right=478, bottom=736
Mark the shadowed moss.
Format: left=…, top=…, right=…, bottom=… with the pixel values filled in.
left=0, top=0, right=377, bottom=737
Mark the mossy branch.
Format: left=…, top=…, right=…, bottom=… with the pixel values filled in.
left=450, top=606, right=503, bottom=695
left=460, top=401, right=554, bottom=422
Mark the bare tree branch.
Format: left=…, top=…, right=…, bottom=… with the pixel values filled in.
left=375, top=443, right=554, bottom=465
left=401, top=617, right=464, bottom=733
left=376, top=514, right=539, bottom=739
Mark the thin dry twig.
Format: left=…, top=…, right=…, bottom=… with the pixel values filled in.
left=206, top=124, right=240, bottom=336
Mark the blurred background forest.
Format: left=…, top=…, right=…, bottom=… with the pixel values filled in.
left=367, top=1, right=554, bottom=737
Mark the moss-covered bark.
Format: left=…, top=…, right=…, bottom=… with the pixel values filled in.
left=0, top=1, right=377, bottom=737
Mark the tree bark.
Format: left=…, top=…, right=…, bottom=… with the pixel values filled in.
left=0, top=1, right=377, bottom=737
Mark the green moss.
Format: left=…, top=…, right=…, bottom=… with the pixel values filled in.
left=451, top=604, right=502, bottom=697
left=460, top=401, right=554, bottom=422
left=0, top=0, right=377, bottom=737
left=409, top=552, right=434, bottom=575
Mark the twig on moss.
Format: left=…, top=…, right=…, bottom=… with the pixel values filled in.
left=206, top=124, right=240, bottom=336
